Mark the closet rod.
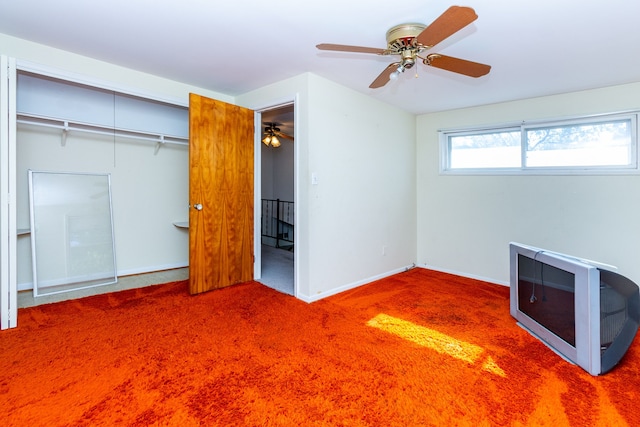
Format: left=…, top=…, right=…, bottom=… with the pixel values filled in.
left=16, top=113, right=189, bottom=146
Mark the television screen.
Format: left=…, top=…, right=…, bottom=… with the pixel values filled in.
left=517, top=254, right=576, bottom=346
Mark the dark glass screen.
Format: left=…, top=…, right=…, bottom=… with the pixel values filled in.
left=517, top=254, right=576, bottom=346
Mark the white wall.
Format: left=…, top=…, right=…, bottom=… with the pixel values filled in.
left=417, top=82, right=640, bottom=286
left=272, top=140, right=295, bottom=202
left=261, top=145, right=275, bottom=199
left=261, top=142, right=294, bottom=202
left=1, top=33, right=233, bottom=289
left=238, top=73, right=417, bottom=301
left=305, top=75, right=416, bottom=298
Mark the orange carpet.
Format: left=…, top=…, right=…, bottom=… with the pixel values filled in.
left=1, top=268, right=639, bottom=426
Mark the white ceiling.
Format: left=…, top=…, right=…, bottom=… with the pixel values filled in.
left=1, top=0, right=639, bottom=115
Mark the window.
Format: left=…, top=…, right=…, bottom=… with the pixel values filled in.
left=440, top=113, right=638, bottom=174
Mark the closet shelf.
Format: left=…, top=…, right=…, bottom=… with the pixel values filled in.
left=16, top=113, right=189, bottom=153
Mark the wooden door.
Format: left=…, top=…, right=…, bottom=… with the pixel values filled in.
left=188, top=93, right=254, bottom=295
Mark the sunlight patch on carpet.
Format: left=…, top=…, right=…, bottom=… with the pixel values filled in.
left=367, top=313, right=506, bottom=377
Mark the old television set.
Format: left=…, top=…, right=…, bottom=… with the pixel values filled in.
left=509, top=242, right=640, bottom=375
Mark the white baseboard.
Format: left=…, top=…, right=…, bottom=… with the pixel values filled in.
left=116, top=262, right=188, bottom=278
left=417, top=263, right=509, bottom=287
left=296, top=264, right=416, bottom=303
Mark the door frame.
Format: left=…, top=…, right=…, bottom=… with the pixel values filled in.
left=1, top=55, right=17, bottom=329
left=253, top=97, right=298, bottom=297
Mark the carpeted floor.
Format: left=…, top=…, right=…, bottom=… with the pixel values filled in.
left=1, top=268, right=639, bottom=426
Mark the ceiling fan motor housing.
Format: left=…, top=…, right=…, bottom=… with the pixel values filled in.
left=385, top=23, right=426, bottom=53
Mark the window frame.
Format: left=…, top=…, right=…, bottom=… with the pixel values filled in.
left=439, top=112, right=639, bottom=175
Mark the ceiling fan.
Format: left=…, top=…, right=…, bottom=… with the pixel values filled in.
left=262, top=122, right=294, bottom=148
left=316, top=6, right=491, bottom=89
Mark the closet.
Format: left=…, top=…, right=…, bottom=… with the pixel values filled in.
left=1, top=62, right=191, bottom=327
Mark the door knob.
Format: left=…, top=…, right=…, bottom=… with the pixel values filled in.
left=193, top=203, right=203, bottom=211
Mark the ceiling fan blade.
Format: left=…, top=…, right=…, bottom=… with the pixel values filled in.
left=316, top=43, right=386, bottom=55
left=416, top=6, right=478, bottom=47
left=426, top=54, right=491, bottom=77
left=369, top=63, right=399, bottom=89
left=275, top=131, right=294, bottom=141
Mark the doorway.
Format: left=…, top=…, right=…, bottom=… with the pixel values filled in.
left=258, top=103, right=295, bottom=295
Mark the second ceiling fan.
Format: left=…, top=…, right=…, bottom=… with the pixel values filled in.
left=262, top=122, right=294, bottom=148
left=316, top=6, right=491, bottom=89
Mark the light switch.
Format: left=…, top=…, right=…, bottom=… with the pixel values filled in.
left=311, top=172, right=319, bottom=185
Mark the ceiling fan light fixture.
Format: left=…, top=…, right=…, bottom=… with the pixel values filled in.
left=261, top=121, right=293, bottom=147
left=389, top=68, right=401, bottom=80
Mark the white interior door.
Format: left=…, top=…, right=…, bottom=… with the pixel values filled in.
left=1, top=55, right=18, bottom=329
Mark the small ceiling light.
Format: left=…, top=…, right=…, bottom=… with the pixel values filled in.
left=262, top=123, right=283, bottom=148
